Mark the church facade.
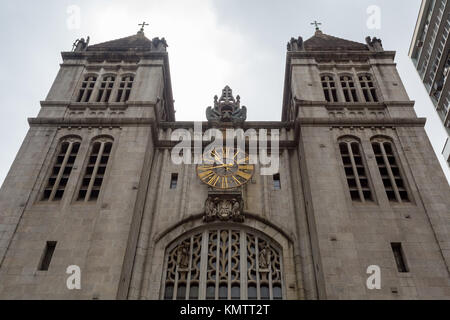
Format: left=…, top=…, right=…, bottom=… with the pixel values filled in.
left=0, top=27, right=449, bottom=300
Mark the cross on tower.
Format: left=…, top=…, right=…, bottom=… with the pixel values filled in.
left=138, top=21, right=149, bottom=32
left=310, top=20, right=322, bottom=31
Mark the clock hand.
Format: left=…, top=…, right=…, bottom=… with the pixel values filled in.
left=203, top=164, right=233, bottom=169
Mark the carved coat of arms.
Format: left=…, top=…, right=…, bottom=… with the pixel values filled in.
left=204, top=196, right=244, bottom=222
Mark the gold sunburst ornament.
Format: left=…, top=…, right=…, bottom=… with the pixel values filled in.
left=197, top=147, right=255, bottom=189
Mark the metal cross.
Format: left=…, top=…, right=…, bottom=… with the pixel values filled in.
left=310, top=20, right=322, bottom=31
left=138, top=21, right=149, bottom=32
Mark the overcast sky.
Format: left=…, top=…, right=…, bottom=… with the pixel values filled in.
left=0, top=0, right=449, bottom=184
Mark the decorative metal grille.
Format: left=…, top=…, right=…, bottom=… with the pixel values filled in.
left=163, top=228, right=284, bottom=300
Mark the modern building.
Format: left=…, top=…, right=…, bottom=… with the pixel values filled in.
left=409, top=0, right=450, bottom=165
left=0, top=26, right=449, bottom=299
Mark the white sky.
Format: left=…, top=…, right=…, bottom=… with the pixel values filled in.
left=0, top=0, right=449, bottom=184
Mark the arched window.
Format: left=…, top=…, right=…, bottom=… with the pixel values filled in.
left=116, top=75, right=134, bottom=102
left=77, top=136, right=113, bottom=202
left=340, top=75, right=358, bottom=102
left=358, top=74, right=379, bottom=102
left=163, top=228, right=283, bottom=300
left=371, top=137, right=409, bottom=202
left=77, top=75, right=97, bottom=102
left=96, top=75, right=116, bottom=102
left=321, top=75, right=338, bottom=102
left=42, top=136, right=81, bottom=201
left=338, top=137, right=373, bottom=202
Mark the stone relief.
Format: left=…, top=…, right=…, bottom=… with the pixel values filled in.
left=204, top=196, right=244, bottom=223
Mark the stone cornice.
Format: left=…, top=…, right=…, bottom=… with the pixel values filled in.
left=28, top=116, right=425, bottom=128
left=296, top=117, right=426, bottom=127
left=286, top=50, right=396, bottom=60
left=40, top=101, right=157, bottom=108
left=159, top=121, right=295, bottom=130
left=61, top=50, right=168, bottom=61
left=28, top=117, right=155, bottom=127
left=293, top=99, right=416, bottom=108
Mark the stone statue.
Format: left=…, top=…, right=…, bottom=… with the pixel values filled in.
left=231, top=199, right=244, bottom=222
left=259, top=245, right=270, bottom=269
left=177, top=242, right=190, bottom=269
left=72, top=36, right=90, bottom=52
left=287, top=36, right=303, bottom=51
left=204, top=197, right=219, bottom=222
left=151, top=37, right=168, bottom=51
left=365, top=36, right=383, bottom=52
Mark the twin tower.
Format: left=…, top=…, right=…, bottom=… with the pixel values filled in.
left=0, top=27, right=449, bottom=300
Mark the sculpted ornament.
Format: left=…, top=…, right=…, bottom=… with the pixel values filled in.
left=206, top=86, right=247, bottom=123
left=204, top=196, right=244, bottom=223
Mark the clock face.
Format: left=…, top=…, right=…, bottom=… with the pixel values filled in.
left=197, top=147, right=254, bottom=189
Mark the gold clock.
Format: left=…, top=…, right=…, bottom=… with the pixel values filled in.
left=197, top=147, right=254, bottom=189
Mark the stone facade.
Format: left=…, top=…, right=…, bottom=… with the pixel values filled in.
left=0, top=29, right=449, bottom=300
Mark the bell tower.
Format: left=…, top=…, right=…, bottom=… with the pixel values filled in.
left=283, top=27, right=450, bottom=298
left=0, top=27, right=174, bottom=299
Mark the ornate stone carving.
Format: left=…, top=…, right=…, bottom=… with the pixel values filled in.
left=287, top=36, right=304, bottom=51
left=206, top=86, right=247, bottom=123
left=204, top=195, right=244, bottom=223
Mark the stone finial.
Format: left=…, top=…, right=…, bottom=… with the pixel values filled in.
left=365, top=36, right=383, bottom=52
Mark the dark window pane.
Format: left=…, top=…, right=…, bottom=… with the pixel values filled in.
left=38, top=241, right=57, bottom=271
left=206, top=285, right=215, bottom=300
left=248, top=285, right=257, bottom=300
left=231, top=285, right=240, bottom=300
left=176, top=285, right=186, bottom=300
left=219, top=285, right=227, bottom=300
left=273, top=285, right=282, bottom=300
left=189, top=285, right=199, bottom=300
left=164, top=285, right=174, bottom=300
left=261, top=285, right=270, bottom=300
